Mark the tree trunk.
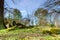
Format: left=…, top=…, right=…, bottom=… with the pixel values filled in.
left=0, top=0, right=4, bottom=28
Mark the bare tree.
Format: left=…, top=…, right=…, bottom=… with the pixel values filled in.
left=43, top=0, right=60, bottom=10
left=54, top=11, right=60, bottom=27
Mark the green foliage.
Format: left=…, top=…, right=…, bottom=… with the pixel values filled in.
left=42, top=30, right=52, bottom=35
left=50, top=28, right=60, bottom=34
left=0, top=25, right=5, bottom=29
left=13, top=9, right=22, bottom=20
left=0, top=26, right=60, bottom=40
left=34, top=8, right=48, bottom=26
left=42, top=28, right=60, bottom=35
left=34, top=8, right=48, bottom=17
left=49, top=24, right=55, bottom=27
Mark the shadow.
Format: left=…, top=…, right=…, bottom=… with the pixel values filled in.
left=16, top=23, right=34, bottom=29
left=0, top=22, right=35, bottom=31
left=16, top=25, right=34, bottom=29
left=0, top=25, right=6, bottom=30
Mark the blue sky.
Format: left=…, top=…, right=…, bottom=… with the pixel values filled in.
left=4, top=0, right=47, bottom=18
left=4, top=0, right=60, bottom=25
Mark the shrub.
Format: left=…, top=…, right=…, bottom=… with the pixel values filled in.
left=49, top=24, right=55, bottom=27
left=50, top=28, right=60, bottom=34
left=42, top=28, right=60, bottom=35
left=42, top=30, right=52, bottom=35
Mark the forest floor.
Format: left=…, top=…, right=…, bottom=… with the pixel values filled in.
left=0, top=26, right=60, bottom=40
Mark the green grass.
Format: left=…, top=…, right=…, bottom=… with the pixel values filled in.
left=0, top=26, right=60, bottom=40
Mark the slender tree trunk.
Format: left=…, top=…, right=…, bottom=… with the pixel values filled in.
left=50, top=14, right=51, bottom=24
left=0, top=0, right=4, bottom=26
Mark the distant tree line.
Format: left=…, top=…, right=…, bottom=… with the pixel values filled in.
left=0, top=0, right=60, bottom=29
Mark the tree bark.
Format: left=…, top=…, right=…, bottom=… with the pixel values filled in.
left=0, top=0, right=4, bottom=26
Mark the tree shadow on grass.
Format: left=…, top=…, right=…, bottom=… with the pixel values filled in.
left=0, top=25, right=6, bottom=30
left=18, top=25, right=34, bottom=29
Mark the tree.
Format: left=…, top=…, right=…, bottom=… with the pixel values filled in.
left=22, top=18, right=30, bottom=26
left=34, top=8, right=48, bottom=16
left=13, top=9, right=22, bottom=23
left=43, top=0, right=60, bottom=10
left=0, top=0, right=4, bottom=27
left=49, top=9, right=57, bottom=24
left=11, top=0, right=20, bottom=4
left=54, top=13, right=60, bottom=27
left=42, top=0, right=60, bottom=27
left=34, top=8, right=48, bottom=26
left=4, top=8, right=22, bottom=28
left=53, top=10, right=60, bottom=27
left=47, top=9, right=60, bottom=27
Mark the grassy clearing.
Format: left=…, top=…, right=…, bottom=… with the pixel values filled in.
left=0, top=26, right=60, bottom=40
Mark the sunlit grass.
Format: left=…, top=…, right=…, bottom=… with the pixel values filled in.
left=0, top=26, right=60, bottom=40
